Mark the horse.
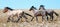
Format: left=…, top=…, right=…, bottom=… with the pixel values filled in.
left=3, top=7, right=34, bottom=22
left=39, top=5, right=59, bottom=21
left=29, top=6, right=48, bottom=22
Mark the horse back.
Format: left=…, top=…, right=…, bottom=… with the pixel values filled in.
left=7, top=10, right=23, bottom=16
left=46, top=9, right=53, bottom=13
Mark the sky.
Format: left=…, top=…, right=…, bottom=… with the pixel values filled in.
left=0, top=0, right=60, bottom=9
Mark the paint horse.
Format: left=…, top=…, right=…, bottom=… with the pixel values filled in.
left=39, top=5, right=59, bottom=21
left=3, top=7, right=34, bottom=22
left=29, top=6, right=48, bottom=22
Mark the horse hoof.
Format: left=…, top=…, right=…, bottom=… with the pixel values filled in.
left=7, top=21, right=10, bottom=22
left=31, top=20, right=33, bottom=21
left=15, top=21, right=19, bottom=23
left=26, top=21, right=28, bottom=22
left=16, top=21, right=18, bottom=23
left=31, top=19, right=33, bottom=21
left=51, top=20, right=53, bottom=21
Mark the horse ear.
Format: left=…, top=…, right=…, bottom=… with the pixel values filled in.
left=31, top=6, right=34, bottom=8
left=40, top=5, right=44, bottom=7
left=5, top=7, right=13, bottom=11
left=5, top=7, right=11, bottom=9
left=3, top=8, right=8, bottom=13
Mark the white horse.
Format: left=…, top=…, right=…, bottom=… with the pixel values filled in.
left=29, top=6, right=48, bottom=22
left=3, top=7, right=34, bottom=22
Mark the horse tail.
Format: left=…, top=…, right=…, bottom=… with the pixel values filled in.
left=53, top=11, right=59, bottom=16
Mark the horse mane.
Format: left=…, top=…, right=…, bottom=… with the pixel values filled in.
left=39, top=5, right=45, bottom=10
left=31, top=6, right=37, bottom=10
left=5, top=7, right=13, bottom=11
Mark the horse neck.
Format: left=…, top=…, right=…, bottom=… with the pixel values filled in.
left=32, top=9, right=36, bottom=11
left=32, top=9, right=38, bottom=13
left=7, top=10, right=12, bottom=12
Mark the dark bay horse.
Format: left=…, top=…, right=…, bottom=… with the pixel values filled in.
left=3, top=7, right=34, bottom=22
left=39, top=5, right=59, bottom=21
left=29, top=6, right=48, bottom=22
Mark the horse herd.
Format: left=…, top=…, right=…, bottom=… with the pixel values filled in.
left=3, top=5, right=59, bottom=23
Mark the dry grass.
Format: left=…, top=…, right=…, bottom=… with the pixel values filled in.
left=0, top=10, right=60, bottom=27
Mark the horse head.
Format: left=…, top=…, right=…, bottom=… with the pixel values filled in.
left=29, top=6, right=37, bottom=11
left=39, top=5, right=45, bottom=10
left=3, top=7, right=13, bottom=13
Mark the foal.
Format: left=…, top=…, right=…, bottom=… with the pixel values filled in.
left=3, top=7, right=34, bottom=22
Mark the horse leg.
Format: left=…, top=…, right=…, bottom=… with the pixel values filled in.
left=46, top=12, right=49, bottom=21
left=23, top=15, right=28, bottom=19
left=53, top=11, right=59, bottom=16
left=7, top=17, right=10, bottom=22
left=46, top=16, right=48, bottom=21
left=15, top=14, right=22, bottom=22
left=23, top=12, right=34, bottom=22
left=31, top=17, right=34, bottom=21
left=42, top=15, right=46, bottom=21
left=36, top=16, right=38, bottom=22
left=31, top=15, right=35, bottom=21
left=51, top=14, right=54, bottom=21
left=42, top=16, right=43, bottom=21
left=11, top=17, right=14, bottom=22
left=21, top=12, right=28, bottom=22
left=16, top=16, right=22, bottom=22
left=7, top=16, right=11, bottom=22
left=50, top=16, right=53, bottom=21
left=11, top=15, right=16, bottom=22
left=10, top=15, right=16, bottom=22
left=50, top=13, right=54, bottom=21
left=24, top=12, right=34, bottom=19
left=23, top=15, right=28, bottom=22
left=16, top=12, right=25, bottom=22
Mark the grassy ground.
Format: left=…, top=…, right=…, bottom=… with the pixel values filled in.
left=0, top=10, right=60, bottom=27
